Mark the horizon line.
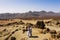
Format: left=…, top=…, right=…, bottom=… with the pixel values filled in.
left=0, top=10, right=59, bottom=14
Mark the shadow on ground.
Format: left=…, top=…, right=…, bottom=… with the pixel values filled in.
left=30, top=36, right=39, bottom=38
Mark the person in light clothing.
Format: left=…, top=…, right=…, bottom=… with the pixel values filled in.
left=26, top=25, right=32, bottom=37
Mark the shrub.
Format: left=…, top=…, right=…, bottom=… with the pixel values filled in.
left=57, top=34, right=60, bottom=39
left=45, top=21, right=51, bottom=23
left=42, top=28, right=50, bottom=34
left=20, top=37, right=27, bottom=40
left=0, top=32, right=2, bottom=37
left=0, top=24, right=4, bottom=26
left=11, top=37, right=16, bottom=40
left=46, top=28, right=50, bottom=33
left=42, top=29, right=47, bottom=34
left=3, top=29, right=7, bottom=31
left=3, top=32, right=10, bottom=36
left=50, top=30, right=57, bottom=39
left=26, top=23, right=33, bottom=26
left=15, top=29, right=18, bottom=31
left=12, top=31, right=15, bottom=34
left=19, top=20, right=25, bottom=25
left=56, top=21, right=60, bottom=25
left=16, top=26, right=18, bottom=27
left=36, top=21, right=45, bottom=29
left=43, top=38, right=48, bottom=40
left=6, top=23, right=12, bottom=26
left=50, top=30, right=57, bottom=34
left=51, top=34, right=56, bottom=38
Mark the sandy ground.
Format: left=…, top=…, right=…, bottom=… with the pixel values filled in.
left=0, top=25, right=51, bottom=40
left=8, top=28, right=51, bottom=40
left=0, top=19, right=60, bottom=40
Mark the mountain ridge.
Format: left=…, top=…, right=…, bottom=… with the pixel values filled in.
left=0, top=11, right=60, bottom=20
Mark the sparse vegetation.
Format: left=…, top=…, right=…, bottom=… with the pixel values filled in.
left=51, top=34, right=56, bottom=38
left=26, top=23, right=33, bottom=27
left=19, top=20, right=25, bottom=25
left=50, top=30, right=57, bottom=34
left=56, top=21, right=60, bottom=25
left=0, top=19, right=60, bottom=40
left=43, top=38, right=48, bottom=40
left=46, top=28, right=50, bottom=32
left=3, top=29, right=7, bottom=32
left=57, top=34, right=60, bottom=39
left=11, top=37, right=16, bottom=40
left=36, top=21, right=45, bottom=29
left=0, top=24, right=4, bottom=26
left=20, top=37, right=27, bottom=40
left=42, top=28, right=50, bottom=34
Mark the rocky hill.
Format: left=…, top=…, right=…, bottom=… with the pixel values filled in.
left=0, top=11, right=60, bottom=20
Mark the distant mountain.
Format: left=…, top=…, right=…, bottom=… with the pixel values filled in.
left=0, top=11, right=60, bottom=20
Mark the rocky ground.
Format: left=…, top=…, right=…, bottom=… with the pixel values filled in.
left=0, top=19, right=60, bottom=40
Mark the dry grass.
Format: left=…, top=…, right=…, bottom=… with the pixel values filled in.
left=0, top=19, right=60, bottom=40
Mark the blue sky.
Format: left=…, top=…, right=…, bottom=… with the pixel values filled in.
left=0, top=0, right=60, bottom=13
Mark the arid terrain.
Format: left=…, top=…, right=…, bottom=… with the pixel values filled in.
left=0, top=0, right=60, bottom=40
left=0, top=19, right=60, bottom=40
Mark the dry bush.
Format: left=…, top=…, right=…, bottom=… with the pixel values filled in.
left=26, top=23, right=33, bottom=26
left=0, top=31, right=3, bottom=37
left=20, top=37, right=27, bottom=40
left=49, top=37, right=54, bottom=40
left=50, top=30, right=57, bottom=39
left=6, top=22, right=18, bottom=26
left=39, top=28, right=50, bottom=34
left=16, top=26, right=19, bottom=27
left=26, top=23, right=34, bottom=28
left=46, top=28, right=50, bottom=32
left=43, top=38, right=48, bottom=40
left=51, top=34, right=56, bottom=38
left=11, top=37, right=16, bottom=40
left=3, top=29, right=7, bottom=32
left=3, top=32, right=10, bottom=36
left=0, top=29, right=10, bottom=37
left=6, top=23, right=13, bottom=26
left=3, top=29, right=9, bottom=36
left=57, top=34, right=60, bottom=39
left=45, top=21, right=51, bottom=24
left=19, top=20, right=25, bottom=25
left=45, top=21, right=52, bottom=26
left=6, top=21, right=25, bottom=26
left=15, top=29, right=19, bottom=31
left=57, top=31, right=60, bottom=34
left=42, top=29, right=47, bottom=34
left=43, top=28, right=50, bottom=34
left=56, top=21, right=60, bottom=25
left=35, top=21, right=45, bottom=29
left=12, top=29, right=18, bottom=34
left=50, top=30, right=57, bottom=34
left=45, top=20, right=60, bottom=26
left=0, top=25, right=3, bottom=26
left=56, top=33, right=60, bottom=39
left=0, top=32, right=9, bottom=37
left=58, top=38, right=60, bottom=40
